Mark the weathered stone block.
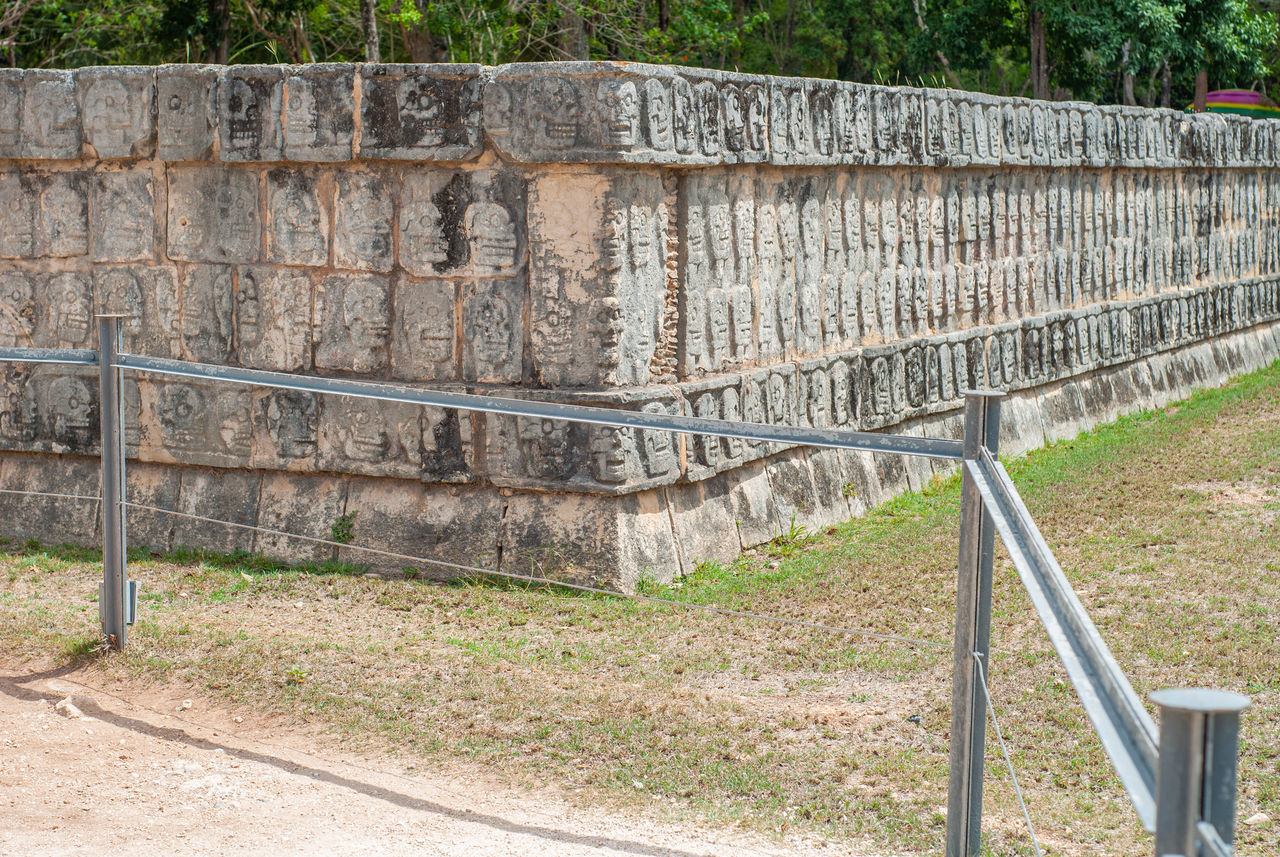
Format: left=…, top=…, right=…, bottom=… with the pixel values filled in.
left=0, top=454, right=99, bottom=546
left=358, top=64, right=483, bottom=161
left=317, top=393, right=471, bottom=483
left=0, top=69, right=22, bottom=158
left=252, top=387, right=319, bottom=470
left=0, top=171, right=37, bottom=258
left=234, top=266, right=313, bottom=372
left=176, top=264, right=234, bottom=363
left=391, top=274, right=456, bottom=382
left=171, top=468, right=261, bottom=555
left=91, top=167, right=156, bottom=259
left=166, top=166, right=261, bottom=263
left=34, top=271, right=93, bottom=349
left=333, top=170, right=393, bottom=272
left=681, top=374, right=746, bottom=482
left=253, top=471, right=346, bottom=563
left=836, top=448, right=884, bottom=516
left=336, top=479, right=501, bottom=575
left=314, top=273, right=390, bottom=373
left=488, top=63, right=766, bottom=166
left=0, top=365, right=98, bottom=454
left=461, top=277, right=523, bottom=383
left=266, top=168, right=330, bottom=266
left=528, top=171, right=663, bottom=387
left=497, top=489, right=679, bottom=591
left=218, top=66, right=283, bottom=162
left=666, top=475, right=745, bottom=571
left=283, top=64, right=354, bottom=162
left=484, top=388, right=682, bottom=495
left=76, top=66, right=154, bottom=159
left=122, top=461, right=180, bottom=554
left=156, top=66, right=216, bottom=162
left=995, top=389, right=1044, bottom=458
left=21, top=70, right=80, bottom=159
left=93, top=265, right=180, bottom=357
left=140, top=379, right=252, bottom=469
left=37, top=171, right=89, bottom=257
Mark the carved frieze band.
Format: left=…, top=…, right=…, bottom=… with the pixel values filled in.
left=4, top=278, right=1277, bottom=491
left=0, top=63, right=1277, bottom=168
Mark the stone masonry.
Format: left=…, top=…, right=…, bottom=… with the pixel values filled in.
left=1, top=62, right=1279, bottom=589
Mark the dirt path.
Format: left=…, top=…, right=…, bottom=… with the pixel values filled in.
left=0, top=662, right=876, bottom=857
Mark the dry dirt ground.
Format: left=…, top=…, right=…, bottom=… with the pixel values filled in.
left=0, top=660, right=879, bottom=857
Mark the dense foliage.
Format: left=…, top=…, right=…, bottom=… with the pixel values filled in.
left=1, top=0, right=1276, bottom=106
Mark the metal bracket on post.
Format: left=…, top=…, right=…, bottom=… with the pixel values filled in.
left=97, top=315, right=130, bottom=650
left=946, top=390, right=1004, bottom=857
left=1151, top=688, right=1250, bottom=857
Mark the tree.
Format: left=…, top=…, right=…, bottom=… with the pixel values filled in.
left=918, top=0, right=1275, bottom=105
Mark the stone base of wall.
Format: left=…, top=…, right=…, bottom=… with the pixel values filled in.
left=3, top=320, right=1277, bottom=591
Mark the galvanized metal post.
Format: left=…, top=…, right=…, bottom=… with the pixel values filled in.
left=1151, top=688, right=1250, bottom=857
left=946, top=390, right=1004, bottom=857
left=97, top=315, right=128, bottom=650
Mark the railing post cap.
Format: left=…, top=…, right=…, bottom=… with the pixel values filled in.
left=94, top=312, right=134, bottom=319
left=960, top=389, right=1006, bottom=399
left=1150, top=688, right=1251, bottom=714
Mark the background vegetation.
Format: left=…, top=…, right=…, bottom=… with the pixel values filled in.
left=0, top=0, right=1277, bottom=107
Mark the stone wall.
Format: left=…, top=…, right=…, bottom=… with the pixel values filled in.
left=1, top=61, right=1279, bottom=589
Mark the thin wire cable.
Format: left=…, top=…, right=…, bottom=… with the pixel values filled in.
left=0, top=487, right=102, bottom=503
left=974, top=651, right=1043, bottom=857
left=122, top=500, right=950, bottom=651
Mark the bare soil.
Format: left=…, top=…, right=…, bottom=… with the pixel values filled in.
left=0, top=659, right=878, bottom=857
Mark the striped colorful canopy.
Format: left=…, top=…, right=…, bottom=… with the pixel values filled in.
left=1186, top=90, right=1280, bottom=118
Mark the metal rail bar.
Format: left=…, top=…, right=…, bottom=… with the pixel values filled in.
left=1197, top=820, right=1233, bottom=857
left=0, top=488, right=102, bottom=502
left=98, top=318, right=128, bottom=651
left=946, top=391, right=1003, bottom=857
left=965, top=448, right=1158, bottom=832
left=115, top=353, right=964, bottom=461
left=0, top=347, right=98, bottom=366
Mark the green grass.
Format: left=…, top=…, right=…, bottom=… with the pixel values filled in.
left=2, top=361, right=1280, bottom=856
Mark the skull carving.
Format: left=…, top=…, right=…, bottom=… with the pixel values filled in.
left=226, top=78, right=262, bottom=151
left=265, top=390, right=318, bottom=458
left=398, top=77, right=445, bottom=147
left=528, top=77, right=582, bottom=149
left=465, top=201, right=518, bottom=274
left=597, top=80, right=639, bottom=149
left=49, top=376, right=93, bottom=444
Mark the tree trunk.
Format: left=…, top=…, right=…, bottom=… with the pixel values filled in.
left=561, top=6, right=588, bottom=60
left=1121, top=40, right=1136, bottom=105
left=1160, top=60, right=1171, bottom=108
left=1030, top=7, right=1049, bottom=100
left=1194, top=69, right=1208, bottom=112
left=658, top=0, right=670, bottom=31
left=728, top=0, right=743, bottom=69
left=205, top=0, right=230, bottom=64
left=361, top=0, right=381, bottom=63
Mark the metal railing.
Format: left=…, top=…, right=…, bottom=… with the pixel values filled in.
left=0, top=316, right=1250, bottom=857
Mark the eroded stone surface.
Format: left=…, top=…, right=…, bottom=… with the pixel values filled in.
left=1, top=61, right=1279, bottom=589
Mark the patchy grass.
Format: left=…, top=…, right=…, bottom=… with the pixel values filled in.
left=2, top=361, right=1280, bottom=856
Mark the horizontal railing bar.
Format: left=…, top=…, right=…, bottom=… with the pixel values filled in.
left=966, top=450, right=1158, bottom=833
left=0, top=487, right=102, bottom=503
left=116, top=353, right=965, bottom=461
left=0, top=347, right=99, bottom=366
